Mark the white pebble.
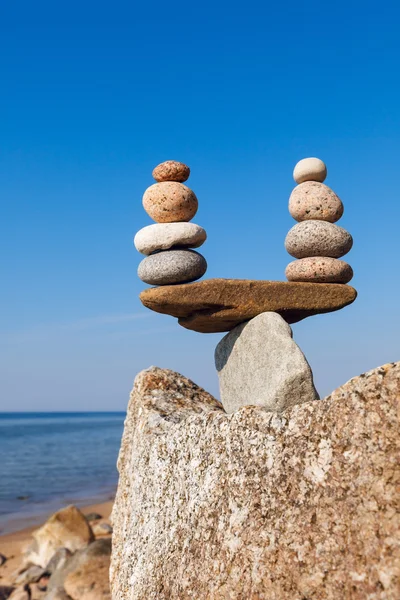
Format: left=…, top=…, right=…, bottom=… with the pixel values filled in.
left=293, top=157, right=327, bottom=184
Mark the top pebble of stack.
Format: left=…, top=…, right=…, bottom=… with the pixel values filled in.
left=293, top=157, right=327, bottom=184
left=152, top=160, right=190, bottom=182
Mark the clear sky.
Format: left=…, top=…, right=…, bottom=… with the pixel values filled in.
left=1, top=1, right=399, bottom=411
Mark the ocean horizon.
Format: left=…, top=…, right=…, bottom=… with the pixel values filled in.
left=0, top=411, right=126, bottom=535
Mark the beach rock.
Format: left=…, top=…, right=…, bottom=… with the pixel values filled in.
left=0, top=554, right=7, bottom=567
left=293, top=156, right=327, bottom=183
left=111, top=362, right=400, bottom=599
left=91, top=522, right=113, bottom=536
left=63, top=554, right=110, bottom=600
left=285, top=220, right=353, bottom=259
left=134, top=222, right=206, bottom=255
left=215, top=312, right=319, bottom=413
left=36, top=573, right=50, bottom=591
left=0, top=587, right=15, bottom=600
left=286, top=257, right=353, bottom=284
left=26, top=506, right=94, bottom=568
left=8, top=587, right=30, bottom=600
left=143, top=182, right=198, bottom=223
left=84, top=512, right=102, bottom=523
left=138, top=250, right=207, bottom=286
left=47, top=539, right=111, bottom=593
left=15, top=566, right=47, bottom=585
left=43, top=589, right=72, bottom=600
left=140, top=278, right=357, bottom=333
left=45, top=549, right=72, bottom=575
left=152, top=160, right=190, bottom=183
left=289, top=181, right=343, bottom=223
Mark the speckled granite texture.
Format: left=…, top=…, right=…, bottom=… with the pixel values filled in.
left=111, top=362, right=400, bottom=600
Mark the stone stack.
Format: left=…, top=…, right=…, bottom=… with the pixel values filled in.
left=135, top=160, right=207, bottom=286
left=285, top=157, right=354, bottom=284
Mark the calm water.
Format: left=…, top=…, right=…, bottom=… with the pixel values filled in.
left=0, top=412, right=125, bottom=534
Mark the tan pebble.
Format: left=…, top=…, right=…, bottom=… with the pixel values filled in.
left=152, top=160, right=190, bottom=182
left=286, top=257, right=353, bottom=284
left=293, top=157, right=327, bottom=184
left=143, top=182, right=198, bottom=223
left=289, top=182, right=344, bottom=223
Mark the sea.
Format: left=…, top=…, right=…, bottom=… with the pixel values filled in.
left=0, top=412, right=126, bottom=535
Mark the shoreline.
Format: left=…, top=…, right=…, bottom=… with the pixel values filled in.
left=0, top=499, right=114, bottom=587
left=0, top=485, right=116, bottom=536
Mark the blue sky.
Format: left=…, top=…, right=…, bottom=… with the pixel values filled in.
left=1, top=0, right=399, bottom=410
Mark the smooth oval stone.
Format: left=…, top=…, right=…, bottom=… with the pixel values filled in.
left=138, top=250, right=207, bottom=285
left=285, top=221, right=353, bottom=259
left=152, top=160, right=190, bottom=183
left=289, top=182, right=344, bottom=223
left=143, top=182, right=198, bottom=223
left=286, top=257, right=353, bottom=284
left=293, top=157, right=327, bottom=184
left=134, top=223, right=207, bottom=255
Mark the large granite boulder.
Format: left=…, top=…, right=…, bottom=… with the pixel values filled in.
left=111, top=363, right=400, bottom=600
left=215, top=312, right=319, bottom=412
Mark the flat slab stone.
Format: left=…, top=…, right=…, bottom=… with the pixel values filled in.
left=139, top=278, right=357, bottom=333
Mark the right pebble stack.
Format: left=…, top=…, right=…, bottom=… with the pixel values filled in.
left=285, top=157, right=354, bottom=284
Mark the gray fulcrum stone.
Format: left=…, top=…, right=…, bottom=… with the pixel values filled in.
left=138, top=250, right=207, bottom=286
left=215, top=312, right=319, bottom=413
left=285, top=220, right=353, bottom=259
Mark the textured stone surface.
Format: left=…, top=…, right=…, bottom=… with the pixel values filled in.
left=26, top=505, right=94, bottom=568
left=286, top=257, right=353, bottom=283
left=45, top=548, right=72, bottom=575
left=142, top=182, right=198, bottom=223
left=43, top=588, right=72, bottom=600
left=152, top=160, right=190, bottom=182
left=64, top=554, right=110, bottom=600
left=138, top=249, right=207, bottom=285
left=293, top=157, right=327, bottom=183
left=47, top=539, right=111, bottom=595
left=134, top=222, right=206, bottom=255
left=140, top=278, right=357, bottom=332
left=0, top=587, right=15, bottom=600
left=92, top=522, right=112, bottom=536
left=215, top=312, right=319, bottom=413
left=111, top=362, right=400, bottom=600
left=8, top=588, right=29, bottom=600
left=14, top=566, right=47, bottom=585
left=289, top=182, right=343, bottom=223
left=285, top=221, right=353, bottom=259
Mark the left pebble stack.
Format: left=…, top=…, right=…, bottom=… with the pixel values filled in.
left=135, top=160, right=207, bottom=286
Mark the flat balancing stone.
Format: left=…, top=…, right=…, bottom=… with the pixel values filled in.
left=139, top=278, right=357, bottom=333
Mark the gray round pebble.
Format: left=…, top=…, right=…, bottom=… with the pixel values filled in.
left=285, top=221, right=353, bottom=259
left=138, top=250, right=207, bottom=285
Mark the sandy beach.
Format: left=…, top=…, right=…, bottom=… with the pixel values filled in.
left=0, top=499, right=113, bottom=590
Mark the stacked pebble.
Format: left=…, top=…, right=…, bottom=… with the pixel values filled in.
left=285, top=158, right=354, bottom=284
left=135, top=160, right=207, bottom=286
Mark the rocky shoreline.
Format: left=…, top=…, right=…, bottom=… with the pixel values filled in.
left=0, top=500, right=113, bottom=600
